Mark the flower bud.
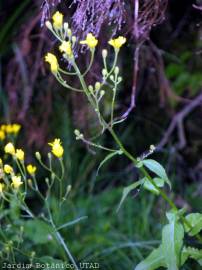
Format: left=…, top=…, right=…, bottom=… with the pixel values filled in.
left=100, top=90, right=105, bottom=96
left=35, top=152, right=41, bottom=160
left=110, top=75, right=114, bottom=81
left=114, top=66, right=119, bottom=75
left=64, top=22, right=69, bottom=31
left=45, top=21, right=52, bottom=30
left=102, top=69, right=107, bottom=76
left=72, top=36, right=77, bottom=43
left=67, top=29, right=72, bottom=36
left=74, top=129, right=80, bottom=137
left=95, top=82, right=101, bottom=90
left=88, top=85, right=94, bottom=92
left=102, top=49, right=108, bottom=58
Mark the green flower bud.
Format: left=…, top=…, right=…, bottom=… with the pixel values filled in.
left=95, top=82, right=101, bottom=90
left=35, top=152, right=41, bottom=160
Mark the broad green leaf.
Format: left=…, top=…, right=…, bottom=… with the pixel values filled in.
left=134, top=245, right=166, bottom=270
left=162, top=219, right=184, bottom=270
left=117, top=179, right=145, bottom=212
left=181, top=247, right=202, bottom=266
left=184, top=213, right=202, bottom=236
left=97, top=150, right=122, bottom=176
left=24, top=219, right=54, bottom=244
left=142, top=159, right=171, bottom=188
left=143, top=177, right=165, bottom=195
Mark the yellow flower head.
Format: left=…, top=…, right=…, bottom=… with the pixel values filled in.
left=4, top=142, right=15, bottom=155
left=59, top=41, right=73, bottom=57
left=52, top=11, right=63, bottom=29
left=27, top=164, right=37, bottom=175
left=16, top=149, right=25, bottom=161
left=0, top=183, right=4, bottom=194
left=108, top=36, right=126, bottom=49
left=80, top=33, right=98, bottom=49
left=12, top=124, right=21, bottom=134
left=5, top=124, right=13, bottom=133
left=0, top=130, right=5, bottom=140
left=11, top=176, right=23, bottom=189
left=45, top=53, right=59, bottom=73
left=4, top=164, right=13, bottom=174
left=48, top=138, right=64, bottom=158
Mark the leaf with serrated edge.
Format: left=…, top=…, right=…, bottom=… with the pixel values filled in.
left=181, top=247, right=202, bottom=266
left=185, top=213, right=202, bottom=236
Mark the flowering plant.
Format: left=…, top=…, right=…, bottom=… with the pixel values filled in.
left=43, top=11, right=202, bottom=269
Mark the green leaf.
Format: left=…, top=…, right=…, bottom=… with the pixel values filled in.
left=142, top=159, right=171, bottom=188
left=162, top=219, right=184, bottom=270
left=181, top=247, right=202, bottom=266
left=117, top=179, right=145, bottom=212
left=184, top=213, right=202, bottom=236
left=97, top=150, right=122, bottom=176
left=24, top=219, right=54, bottom=244
left=143, top=177, right=165, bottom=195
left=134, top=245, right=166, bottom=270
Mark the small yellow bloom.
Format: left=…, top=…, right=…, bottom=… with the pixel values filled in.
left=16, top=149, right=25, bottom=161
left=4, top=142, right=15, bottom=155
left=45, top=53, right=59, bottom=73
left=0, top=130, right=5, bottom=140
left=5, top=124, right=13, bottom=133
left=27, top=164, right=37, bottom=175
left=12, top=124, right=21, bottom=134
left=48, top=138, right=64, bottom=158
left=59, top=41, right=73, bottom=57
left=108, top=36, right=126, bottom=49
left=4, top=164, right=13, bottom=174
left=80, top=33, right=98, bottom=49
left=0, top=124, right=6, bottom=131
left=11, top=176, right=23, bottom=189
left=0, top=183, right=4, bottom=193
left=52, top=11, right=63, bottom=29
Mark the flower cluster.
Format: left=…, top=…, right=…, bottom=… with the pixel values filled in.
left=44, top=11, right=126, bottom=75
left=0, top=129, right=64, bottom=196
left=0, top=123, right=21, bottom=141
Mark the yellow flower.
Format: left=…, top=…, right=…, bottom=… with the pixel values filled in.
left=11, top=176, right=23, bottom=189
left=4, top=142, right=15, bottom=155
left=16, top=149, right=25, bottom=161
left=12, top=124, right=21, bottom=134
left=45, top=53, right=59, bottom=73
left=48, top=138, right=64, bottom=158
left=27, top=164, right=37, bottom=175
left=52, top=11, right=63, bottom=29
left=108, top=36, right=126, bottom=49
left=4, top=164, right=13, bottom=174
left=0, top=124, right=6, bottom=131
left=0, top=130, right=5, bottom=140
left=80, top=33, right=98, bottom=49
left=59, top=41, right=73, bottom=57
left=0, top=183, right=4, bottom=193
left=5, top=124, right=13, bottom=133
